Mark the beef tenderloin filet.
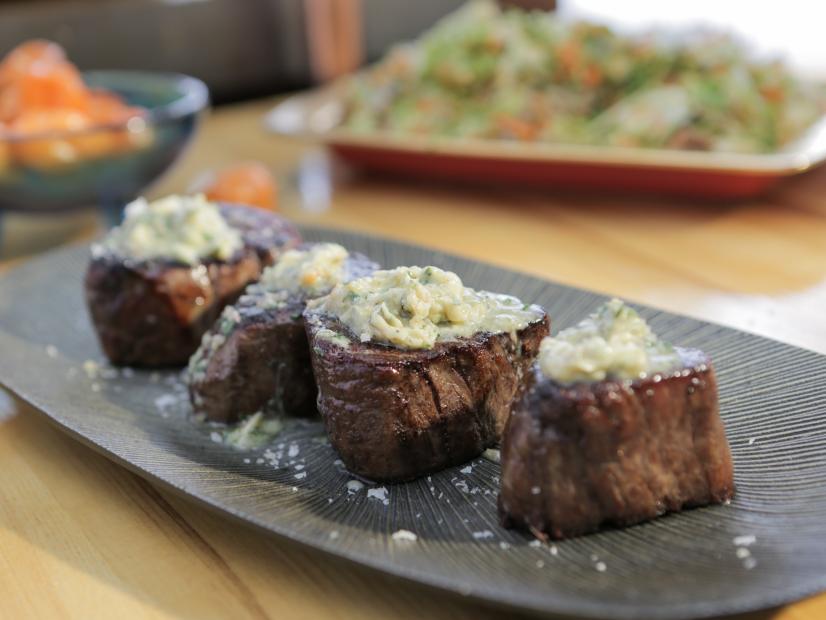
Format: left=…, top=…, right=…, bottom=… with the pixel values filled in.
left=498, top=349, right=735, bottom=540
left=189, top=296, right=315, bottom=422
left=188, top=250, right=378, bottom=423
left=84, top=203, right=300, bottom=367
left=305, top=311, right=550, bottom=482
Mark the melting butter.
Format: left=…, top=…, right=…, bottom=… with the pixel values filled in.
left=98, top=194, right=242, bottom=265
left=260, top=243, right=348, bottom=297
left=538, top=298, right=680, bottom=383
left=310, top=266, right=542, bottom=350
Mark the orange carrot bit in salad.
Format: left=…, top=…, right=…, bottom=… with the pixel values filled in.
left=496, top=114, right=540, bottom=141
left=583, top=64, right=603, bottom=88
left=204, top=162, right=279, bottom=211
left=760, top=85, right=785, bottom=104
left=559, top=40, right=581, bottom=76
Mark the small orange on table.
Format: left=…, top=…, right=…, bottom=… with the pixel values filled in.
left=203, top=162, right=278, bottom=211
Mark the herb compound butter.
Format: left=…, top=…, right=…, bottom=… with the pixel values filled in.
left=98, top=194, right=242, bottom=265
left=260, top=243, right=348, bottom=297
left=223, top=411, right=284, bottom=450
left=538, top=298, right=681, bottom=383
left=187, top=304, right=243, bottom=382
left=313, top=327, right=352, bottom=349
left=310, top=266, right=543, bottom=350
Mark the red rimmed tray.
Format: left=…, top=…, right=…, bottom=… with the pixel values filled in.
left=265, top=83, right=826, bottom=199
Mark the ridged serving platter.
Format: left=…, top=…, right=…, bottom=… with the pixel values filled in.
left=1, top=226, right=825, bottom=619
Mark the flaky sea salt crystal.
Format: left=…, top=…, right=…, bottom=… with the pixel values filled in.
left=346, top=480, right=364, bottom=494
left=367, top=487, right=389, bottom=505
left=83, top=360, right=99, bottom=378
left=391, top=529, right=418, bottom=542
left=154, top=393, right=178, bottom=414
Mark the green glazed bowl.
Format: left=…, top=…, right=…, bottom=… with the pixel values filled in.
left=0, top=70, right=208, bottom=215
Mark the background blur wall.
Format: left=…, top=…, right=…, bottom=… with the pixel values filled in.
left=0, top=0, right=464, bottom=104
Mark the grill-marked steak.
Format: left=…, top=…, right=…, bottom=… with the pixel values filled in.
left=305, top=310, right=549, bottom=482
left=84, top=203, right=300, bottom=367
left=188, top=249, right=378, bottom=423
left=499, top=349, right=735, bottom=540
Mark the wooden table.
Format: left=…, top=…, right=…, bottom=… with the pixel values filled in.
left=1, top=97, right=825, bottom=620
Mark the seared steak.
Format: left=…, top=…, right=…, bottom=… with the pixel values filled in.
left=85, top=204, right=300, bottom=366
left=188, top=250, right=378, bottom=423
left=305, top=311, right=549, bottom=482
left=499, top=349, right=735, bottom=540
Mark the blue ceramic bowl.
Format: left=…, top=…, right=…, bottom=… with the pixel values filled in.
left=0, top=71, right=208, bottom=214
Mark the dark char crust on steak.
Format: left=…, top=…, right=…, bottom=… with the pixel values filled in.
left=188, top=248, right=379, bottom=423
left=305, top=310, right=550, bottom=482
left=84, top=203, right=301, bottom=367
left=498, top=348, right=735, bottom=540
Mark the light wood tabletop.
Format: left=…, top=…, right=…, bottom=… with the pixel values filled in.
left=1, top=97, right=825, bottom=620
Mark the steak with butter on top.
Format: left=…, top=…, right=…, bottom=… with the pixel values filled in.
left=84, top=194, right=300, bottom=366
left=498, top=299, right=734, bottom=540
left=305, top=266, right=549, bottom=482
left=187, top=243, right=378, bottom=423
